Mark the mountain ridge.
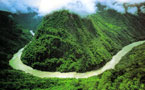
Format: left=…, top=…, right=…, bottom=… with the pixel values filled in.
left=21, top=10, right=145, bottom=72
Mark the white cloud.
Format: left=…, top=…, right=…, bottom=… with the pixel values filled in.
left=128, top=7, right=138, bottom=14
left=0, top=0, right=145, bottom=16
left=39, top=0, right=70, bottom=15
left=0, top=0, right=40, bottom=13
left=38, top=0, right=97, bottom=16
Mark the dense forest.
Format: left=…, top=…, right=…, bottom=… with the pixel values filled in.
left=0, top=3, right=145, bottom=89
left=0, top=11, right=32, bottom=70
left=21, top=10, right=145, bottom=72
left=1, top=42, right=145, bottom=90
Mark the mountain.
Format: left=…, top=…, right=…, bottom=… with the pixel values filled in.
left=21, top=10, right=145, bottom=72
left=0, top=11, right=32, bottom=70
left=13, top=12, right=42, bottom=30
left=0, top=8, right=145, bottom=90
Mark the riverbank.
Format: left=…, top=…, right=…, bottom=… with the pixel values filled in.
left=9, top=40, right=145, bottom=78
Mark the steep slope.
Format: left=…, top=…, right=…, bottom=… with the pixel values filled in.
left=21, top=10, right=145, bottom=72
left=0, top=11, right=32, bottom=70
left=95, top=42, right=145, bottom=90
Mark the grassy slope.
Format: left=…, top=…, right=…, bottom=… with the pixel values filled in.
left=0, top=11, right=32, bottom=70
left=21, top=10, right=145, bottom=72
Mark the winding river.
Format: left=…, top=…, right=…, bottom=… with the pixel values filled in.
left=9, top=40, right=145, bottom=78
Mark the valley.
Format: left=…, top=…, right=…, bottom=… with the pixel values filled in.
left=0, top=3, right=145, bottom=90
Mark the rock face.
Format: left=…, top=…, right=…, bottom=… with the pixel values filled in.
left=21, top=10, right=145, bottom=72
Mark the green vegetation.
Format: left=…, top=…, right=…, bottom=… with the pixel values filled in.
left=21, top=10, right=145, bottom=72
left=0, top=8, right=145, bottom=90
left=94, top=42, right=145, bottom=90
left=0, top=42, right=145, bottom=90
left=13, top=12, right=42, bottom=30
left=0, top=11, right=32, bottom=70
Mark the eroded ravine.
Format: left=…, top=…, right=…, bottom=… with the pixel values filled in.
left=9, top=40, right=145, bottom=78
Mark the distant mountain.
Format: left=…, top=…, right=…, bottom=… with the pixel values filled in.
left=21, top=10, right=145, bottom=72
left=13, top=12, right=42, bottom=31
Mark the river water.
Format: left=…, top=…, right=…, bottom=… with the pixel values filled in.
left=9, top=40, right=145, bottom=78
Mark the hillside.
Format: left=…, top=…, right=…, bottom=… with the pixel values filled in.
left=94, top=42, right=145, bottom=90
left=21, top=10, right=145, bottom=72
left=1, top=40, right=145, bottom=90
left=0, top=11, right=32, bottom=70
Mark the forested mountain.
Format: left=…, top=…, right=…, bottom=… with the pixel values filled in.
left=13, top=12, right=42, bottom=30
left=21, top=10, right=145, bottom=72
left=0, top=5, right=145, bottom=89
left=0, top=11, right=32, bottom=70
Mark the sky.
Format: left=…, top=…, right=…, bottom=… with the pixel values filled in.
left=0, top=0, right=145, bottom=16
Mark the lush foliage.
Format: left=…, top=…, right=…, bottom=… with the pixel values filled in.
left=0, top=9, right=145, bottom=90
left=21, top=10, right=145, bottom=72
left=0, top=11, right=32, bottom=70
left=0, top=42, right=145, bottom=90
left=95, top=42, right=145, bottom=90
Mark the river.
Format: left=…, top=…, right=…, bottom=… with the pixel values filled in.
left=9, top=40, right=145, bottom=78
